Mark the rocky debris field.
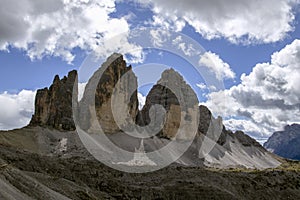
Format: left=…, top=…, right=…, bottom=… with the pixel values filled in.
left=1, top=140, right=300, bottom=200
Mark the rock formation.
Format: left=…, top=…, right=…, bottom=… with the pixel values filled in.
left=137, top=69, right=199, bottom=140
left=78, top=53, right=139, bottom=134
left=28, top=54, right=267, bottom=148
left=29, top=70, right=77, bottom=131
left=264, top=124, right=300, bottom=160
left=29, top=53, right=139, bottom=133
left=138, top=69, right=228, bottom=144
left=26, top=53, right=281, bottom=169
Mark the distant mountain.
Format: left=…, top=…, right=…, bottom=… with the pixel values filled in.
left=264, top=124, right=300, bottom=160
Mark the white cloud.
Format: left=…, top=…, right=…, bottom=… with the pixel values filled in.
left=138, top=92, right=146, bottom=110
left=196, top=83, right=207, bottom=90
left=223, top=118, right=270, bottom=139
left=0, top=90, right=36, bottom=130
left=204, top=39, right=300, bottom=138
left=151, top=12, right=186, bottom=32
left=172, top=36, right=199, bottom=57
left=199, top=51, right=236, bottom=81
left=0, top=0, right=143, bottom=63
left=150, top=29, right=171, bottom=47
left=141, top=0, right=299, bottom=44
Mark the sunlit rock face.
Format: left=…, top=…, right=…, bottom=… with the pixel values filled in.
left=78, top=53, right=139, bottom=134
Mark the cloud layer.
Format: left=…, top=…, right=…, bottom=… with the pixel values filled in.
left=0, top=0, right=143, bottom=63
left=0, top=90, right=36, bottom=130
left=145, top=0, right=299, bottom=43
left=204, top=39, right=300, bottom=138
left=1, top=0, right=299, bottom=63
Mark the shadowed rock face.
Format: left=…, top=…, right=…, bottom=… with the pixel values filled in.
left=264, top=124, right=300, bottom=160
left=29, top=70, right=77, bottom=131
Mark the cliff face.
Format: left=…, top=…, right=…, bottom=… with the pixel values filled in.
left=28, top=59, right=255, bottom=148
left=264, top=124, right=300, bottom=160
left=138, top=69, right=199, bottom=139
left=78, top=53, right=139, bottom=134
left=29, top=53, right=139, bottom=134
left=138, top=69, right=229, bottom=144
left=29, top=70, right=77, bottom=131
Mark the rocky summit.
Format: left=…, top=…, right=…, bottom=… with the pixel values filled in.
left=1, top=53, right=299, bottom=199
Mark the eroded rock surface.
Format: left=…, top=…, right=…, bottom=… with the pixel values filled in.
left=29, top=70, right=77, bottom=131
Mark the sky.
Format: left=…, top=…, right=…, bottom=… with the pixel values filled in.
left=0, top=0, right=300, bottom=143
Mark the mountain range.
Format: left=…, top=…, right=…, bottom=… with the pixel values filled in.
left=27, top=53, right=280, bottom=169
left=0, top=53, right=299, bottom=199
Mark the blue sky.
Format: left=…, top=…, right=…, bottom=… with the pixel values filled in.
left=1, top=2, right=299, bottom=93
left=0, top=0, right=299, bottom=142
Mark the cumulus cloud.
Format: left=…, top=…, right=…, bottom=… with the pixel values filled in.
left=141, top=0, right=299, bottom=44
left=204, top=39, right=300, bottom=138
left=199, top=51, right=236, bottom=81
left=0, top=0, right=143, bottom=63
left=0, top=90, right=36, bottom=130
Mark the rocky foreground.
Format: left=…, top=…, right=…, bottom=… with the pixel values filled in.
left=0, top=128, right=300, bottom=200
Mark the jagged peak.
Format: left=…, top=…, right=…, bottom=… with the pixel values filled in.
left=103, top=53, right=125, bottom=68
left=53, top=75, right=60, bottom=84
left=52, top=70, right=77, bottom=85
